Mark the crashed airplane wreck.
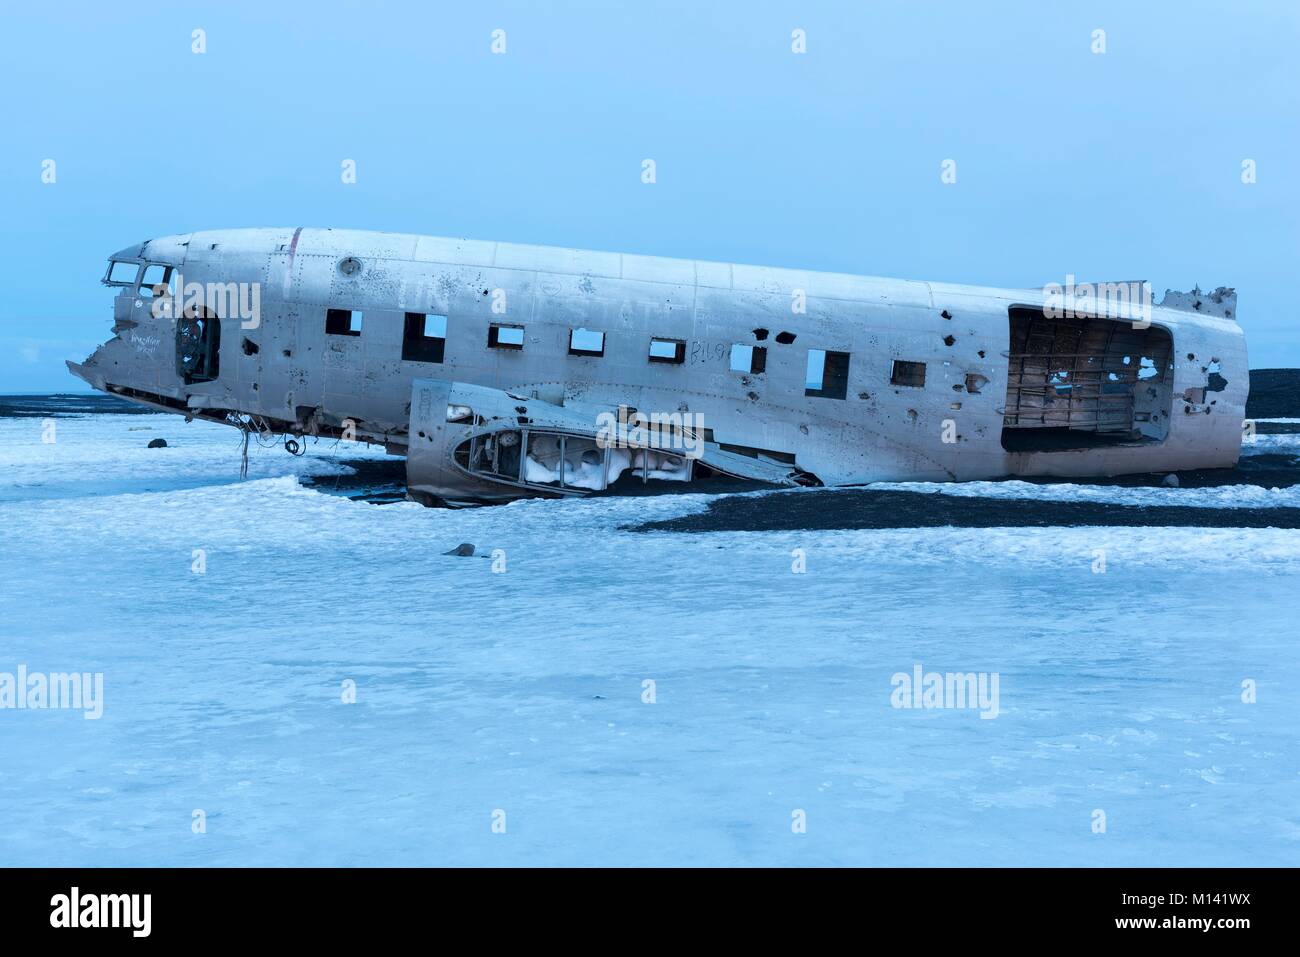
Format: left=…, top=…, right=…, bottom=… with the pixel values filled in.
left=70, top=227, right=1248, bottom=504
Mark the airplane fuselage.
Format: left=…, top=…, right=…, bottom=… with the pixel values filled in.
left=71, top=227, right=1248, bottom=503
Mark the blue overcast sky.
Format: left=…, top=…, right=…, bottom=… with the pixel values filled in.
left=1, top=0, right=1296, bottom=391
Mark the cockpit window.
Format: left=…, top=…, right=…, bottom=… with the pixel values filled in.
left=139, top=264, right=173, bottom=299
left=106, top=260, right=142, bottom=287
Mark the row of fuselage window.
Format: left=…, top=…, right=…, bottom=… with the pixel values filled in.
left=323, top=309, right=929, bottom=399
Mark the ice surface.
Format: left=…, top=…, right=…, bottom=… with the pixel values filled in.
left=0, top=413, right=396, bottom=502
left=1, top=412, right=1298, bottom=866
left=1242, top=432, right=1300, bottom=453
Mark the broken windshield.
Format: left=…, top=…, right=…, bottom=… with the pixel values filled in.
left=104, top=260, right=141, bottom=287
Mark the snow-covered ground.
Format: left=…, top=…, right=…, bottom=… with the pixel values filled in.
left=0, top=412, right=396, bottom=502
left=1, top=412, right=1298, bottom=866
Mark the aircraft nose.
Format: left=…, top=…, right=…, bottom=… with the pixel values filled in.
left=67, top=358, right=104, bottom=390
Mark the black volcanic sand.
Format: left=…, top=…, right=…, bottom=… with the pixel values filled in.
left=1245, top=369, right=1300, bottom=419
left=300, top=458, right=408, bottom=503
left=630, top=488, right=1300, bottom=533
left=633, top=449, right=1300, bottom=534
left=0, top=394, right=151, bottom=417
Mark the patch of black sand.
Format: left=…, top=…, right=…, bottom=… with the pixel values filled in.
left=0, top=393, right=150, bottom=417
left=1245, top=369, right=1300, bottom=419
left=631, top=488, right=1300, bottom=533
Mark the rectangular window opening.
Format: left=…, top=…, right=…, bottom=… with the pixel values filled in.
left=891, top=359, right=926, bottom=388
left=138, top=264, right=173, bottom=299
left=569, top=327, right=605, bottom=357
left=648, top=337, right=686, bottom=364
left=805, top=349, right=850, bottom=399
left=488, top=323, right=525, bottom=350
left=105, top=260, right=141, bottom=287
left=402, top=312, right=446, bottom=363
left=325, top=309, right=362, bottom=337
left=730, top=343, right=767, bottom=375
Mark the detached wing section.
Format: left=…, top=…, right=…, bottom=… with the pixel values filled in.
left=405, top=378, right=809, bottom=504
